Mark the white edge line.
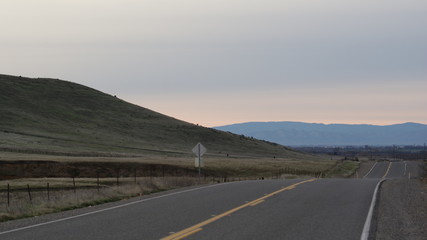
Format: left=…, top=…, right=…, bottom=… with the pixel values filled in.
left=363, top=162, right=378, bottom=178
left=0, top=182, right=235, bottom=235
left=360, top=179, right=385, bottom=240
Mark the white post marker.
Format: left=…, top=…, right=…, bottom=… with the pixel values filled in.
left=194, top=158, right=205, bottom=168
left=192, top=143, right=207, bottom=176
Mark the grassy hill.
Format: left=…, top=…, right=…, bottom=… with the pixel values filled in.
left=0, top=74, right=331, bottom=177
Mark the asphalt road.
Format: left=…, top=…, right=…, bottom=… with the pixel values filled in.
left=364, top=160, right=422, bottom=179
left=0, top=161, right=412, bottom=240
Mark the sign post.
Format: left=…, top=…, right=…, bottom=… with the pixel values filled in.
left=192, top=143, right=207, bottom=177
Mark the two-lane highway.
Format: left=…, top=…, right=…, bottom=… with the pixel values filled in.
left=174, top=179, right=379, bottom=240
left=364, top=160, right=421, bottom=179
left=0, top=161, right=415, bottom=240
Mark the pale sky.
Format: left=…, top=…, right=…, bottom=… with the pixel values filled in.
left=1, top=0, right=426, bottom=127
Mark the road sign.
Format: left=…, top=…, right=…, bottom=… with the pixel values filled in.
left=192, top=143, right=207, bottom=157
left=195, top=158, right=205, bottom=167
left=192, top=143, right=207, bottom=176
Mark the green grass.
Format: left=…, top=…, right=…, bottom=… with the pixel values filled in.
left=0, top=74, right=322, bottom=161
left=325, top=160, right=360, bottom=178
left=0, top=74, right=348, bottom=222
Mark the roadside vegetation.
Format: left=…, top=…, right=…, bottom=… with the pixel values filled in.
left=0, top=74, right=317, bottom=160
left=0, top=170, right=322, bottom=222
left=325, top=160, right=360, bottom=178
left=0, top=74, right=343, bottom=222
left=0, top=177, right=210, bottom=222
left=0, top=155, right=353, bottom=222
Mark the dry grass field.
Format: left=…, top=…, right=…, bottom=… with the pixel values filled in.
left=0, top=74, right=344, bottom=221
left=0, top=177, right=211, bottom=222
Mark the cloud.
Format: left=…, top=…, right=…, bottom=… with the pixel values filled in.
left=1, top=0, right=426, bottom=125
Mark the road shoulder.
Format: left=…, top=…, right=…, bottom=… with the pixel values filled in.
left=374, top=179, right=427, bottom=240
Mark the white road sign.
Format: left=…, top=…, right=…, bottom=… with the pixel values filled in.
left=192, top=143, right=207, bottom=157
left=195, top=158, right=205, bottom=167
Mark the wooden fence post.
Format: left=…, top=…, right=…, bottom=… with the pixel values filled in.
left=27, top=184, right=32, bottom=203
left=73, top=177, right=76, bottom=193
left=7, top=184, right=10, bottom=207
left=47, top=182, right=50, bottom=201
left=97, top=174, right=100, bottom=193
left=116, top=169, right=120, bottom=186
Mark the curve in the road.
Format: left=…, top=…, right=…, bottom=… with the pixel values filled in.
left=1, top=161, right=413, bottom=240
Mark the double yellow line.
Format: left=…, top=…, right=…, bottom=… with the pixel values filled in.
left=382, top=162, right=392, bottom=179
left=161, top=178, right=317, bottom=240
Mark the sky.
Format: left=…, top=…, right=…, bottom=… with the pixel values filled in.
left=1, top=0, right=426, bottom=127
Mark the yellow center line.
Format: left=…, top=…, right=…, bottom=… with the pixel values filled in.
left=161, top=178, right=317, bottom=240
left=382, top=162, right=392, bottom=179
left=249, top=199, right=264, bottom=207
left=170, top=228, right=202, bottom=240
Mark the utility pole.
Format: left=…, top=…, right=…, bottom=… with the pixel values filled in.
left=393, top=145, right=397, bottom=160
left=424, top=143, right=426, bottom=160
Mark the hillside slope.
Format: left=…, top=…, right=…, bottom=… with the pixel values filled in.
left=215, top=121, right=427, bottom=146
left=0, top=74, right=312, bottom=160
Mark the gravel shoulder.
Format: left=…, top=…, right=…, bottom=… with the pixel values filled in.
left=375, top=179, right=427, bottom=240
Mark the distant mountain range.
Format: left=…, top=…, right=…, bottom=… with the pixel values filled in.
left=214, top=122, right=427, bottom=146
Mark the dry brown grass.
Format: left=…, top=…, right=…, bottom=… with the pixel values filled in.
left=203, top=157, right=337, bottom=177
left=0, top=177, right=211, bottom=222
left=0, top=152, right=335, bottom=177
left=0, top=156, right=341, bottom=222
